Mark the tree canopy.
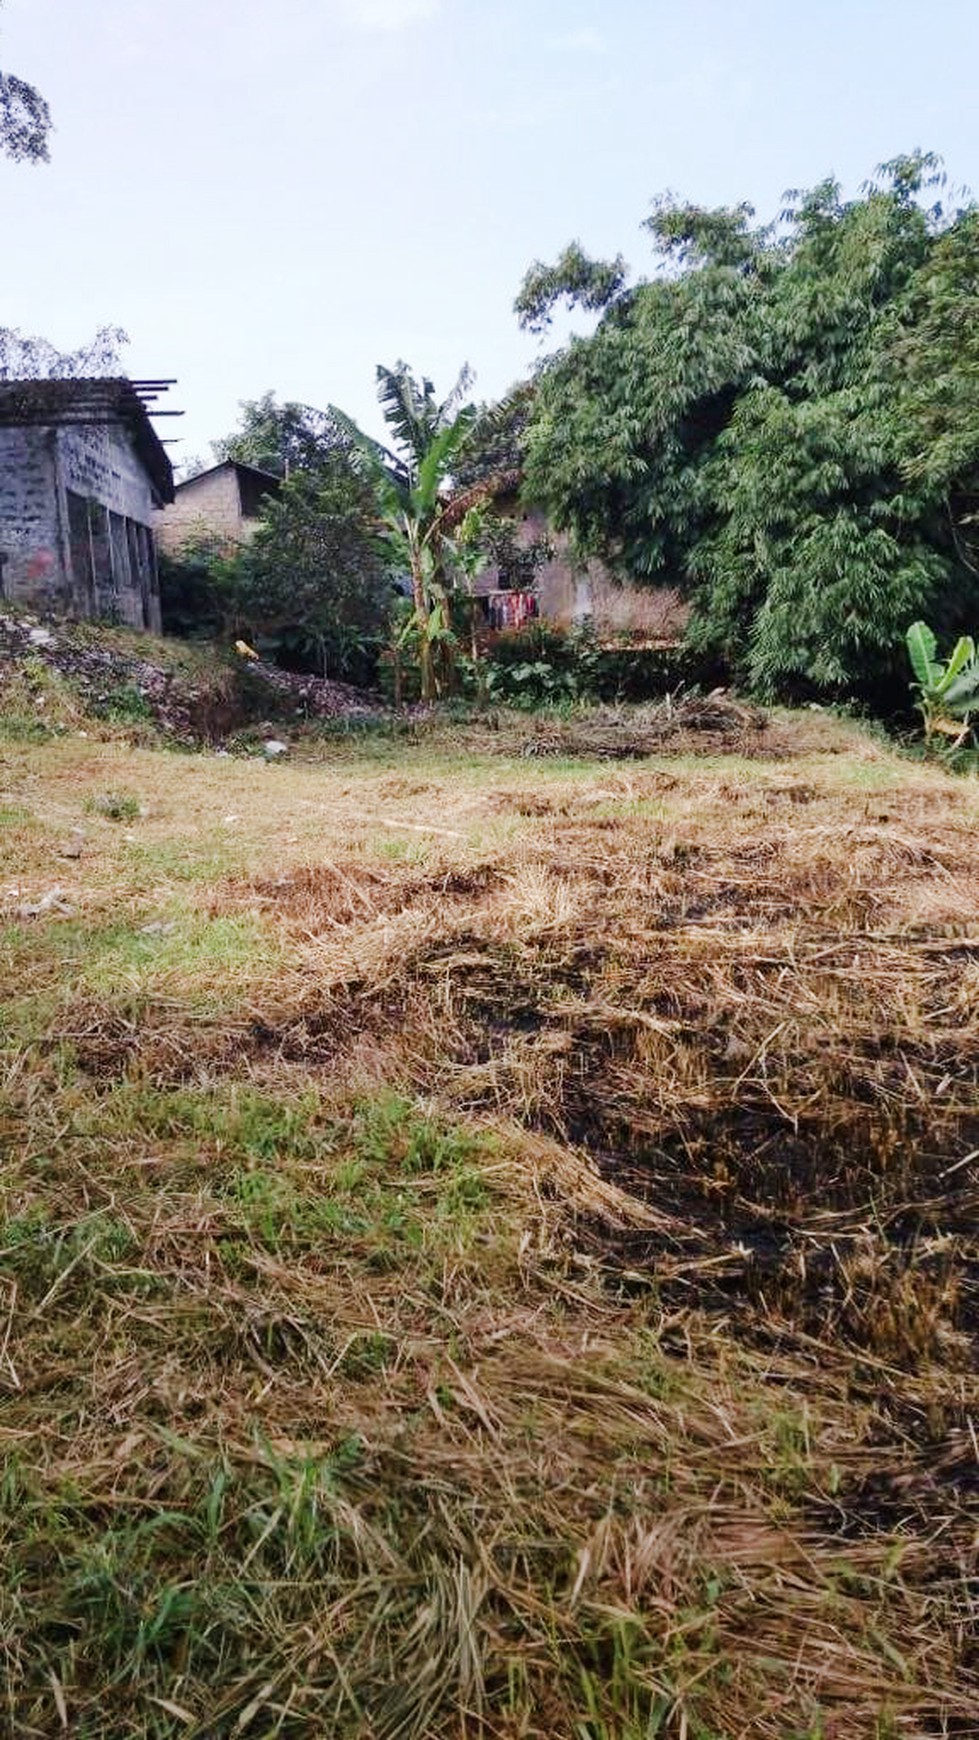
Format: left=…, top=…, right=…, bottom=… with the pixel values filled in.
left=231, top=460, right=389, bottom=682
left=517, top=153, right=979, bottom=703
left=0, top=3, right=50, bottom=162
left=452, top=381, right=534, bottom=491
left=164, top=391, right=390, bottom=680
left=0, top=325, right=128, bottom=380
left=212, top=392, right=344, bottom=478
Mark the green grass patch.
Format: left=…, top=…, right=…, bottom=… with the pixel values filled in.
left=119, top=836, right=243, bottom=882
left=0, top=711, right=60, bottom=743
left=1, top=910, right=277, bottom=993
left=215, top=1093, right=497, bottom=1258
left=85, top=789, right=144, bottom=822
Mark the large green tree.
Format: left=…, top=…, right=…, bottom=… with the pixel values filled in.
left=162, top=458, right=389, bottom=681
left=891, top=206, right=979, bottom=575
left=232, top=461, right=390, bottom=681
left=212, top=392, right=343, bottom=478
left=517, top=154, right=979, bottom=704
left=452, top=381, right=533, bottom=491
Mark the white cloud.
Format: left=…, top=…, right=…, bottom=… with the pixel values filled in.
left=556, top=25, right=607, bottom=55
left=336, top=0, right=441, bottom=28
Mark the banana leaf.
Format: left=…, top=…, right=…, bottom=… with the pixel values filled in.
left=934, top=635, right=976, bottom=696
left=940, top=657, right=979, bottom=712
left=906, top=621, right=942, bottom=689
left=929, top=715, right=973, bottom=737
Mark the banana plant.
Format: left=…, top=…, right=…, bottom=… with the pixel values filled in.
left=906, top=620, right=979, bottom=744
left=332, top=364, right=475, bottom=701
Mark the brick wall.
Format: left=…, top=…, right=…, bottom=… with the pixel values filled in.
left=154, top=468, right=247, bottom=556
left=59, top=423, right=157, bottom=520
left=0, top=426, right=67, bottom=611
left=0, top=420, right=162, bottom=630
left=59, top=424, right=162, bottom=630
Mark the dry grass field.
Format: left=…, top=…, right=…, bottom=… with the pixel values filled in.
left=1, top=693, right=977, bottom=1737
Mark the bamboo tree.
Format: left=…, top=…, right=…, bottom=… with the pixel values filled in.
left=517, top=153, right=979, bottom=704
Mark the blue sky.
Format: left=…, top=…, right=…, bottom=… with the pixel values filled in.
left=2, top=0, right=977, bottom=463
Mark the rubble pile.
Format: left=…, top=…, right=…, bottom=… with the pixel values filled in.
left=0, top=613, right=384, bottom=744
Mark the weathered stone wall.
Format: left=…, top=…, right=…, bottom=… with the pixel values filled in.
left=0, top=426, right=67, bottom=611
left=58, top=424, right=162, bottom=630
left=59, top=423, right=158, bottom=522
left=478, top=505, right=687, bottom=642
left=0, top=420, right=162, bottom=629
left=555, top=554, right=686, bottom=641
left=154, top=468, right=247, bottom=555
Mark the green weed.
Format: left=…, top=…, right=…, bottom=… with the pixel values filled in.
left=0, top=711, right=58, bottom=742
left=101, top=684, right=155, bottom=725
left=120, top=837, right=242, bottom=881
left=85, top=789, right=143, bottom=822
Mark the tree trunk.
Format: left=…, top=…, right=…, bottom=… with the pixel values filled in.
left=411, top=551, right=435, bottom=701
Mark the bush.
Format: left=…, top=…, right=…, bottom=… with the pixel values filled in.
left=160, top=465, right=391, bottom=686
left=478, top=624, right=583, bottom=707
left=85, top=790, right=143, bottom=822
left=472, top=623, right=716, bottom=708
left=158, top=549, right=226, bottom=641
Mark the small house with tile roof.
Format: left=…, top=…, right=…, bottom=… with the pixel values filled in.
left=154, top=459, right=281, bottom=558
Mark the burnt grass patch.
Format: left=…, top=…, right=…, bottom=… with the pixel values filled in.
left=53, top=812, right=979, bottom=1374
left=203, top=815, right=979, bottom=1372
left=395, top=950, right=978, bottom=1365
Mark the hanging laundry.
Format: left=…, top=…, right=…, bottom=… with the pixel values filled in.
left=485, top=590, right=539, bottom=630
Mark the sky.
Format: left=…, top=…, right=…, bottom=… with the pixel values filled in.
left=2, top=0, right=978, bottom=466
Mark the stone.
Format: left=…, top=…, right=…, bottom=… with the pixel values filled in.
left=15, top=886, right=74, bottom=919
left=58, top=828, right=85, bottom=859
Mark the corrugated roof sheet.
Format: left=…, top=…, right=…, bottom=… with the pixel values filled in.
left=0, top=377, right=175, bottom=504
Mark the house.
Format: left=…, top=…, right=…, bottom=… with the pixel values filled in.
left=472, top=484, right=687, bottom=643
left=0, top=377, right=175, bottom=631
left=154, top=460, right=281, bottom=557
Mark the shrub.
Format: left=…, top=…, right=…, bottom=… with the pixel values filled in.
left=85, top=790, right=143, bottom=822
left=472, top=623, right=715, bottom=708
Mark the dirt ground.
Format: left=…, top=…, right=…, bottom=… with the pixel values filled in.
left=1, top=702, right=977, bottom=1737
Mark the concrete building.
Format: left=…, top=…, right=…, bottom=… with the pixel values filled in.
left=475, top=489, right=686, bottom=643
left=0, top=378, right=174, bottom=631
left=154, top=460, right=281, bottom=557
